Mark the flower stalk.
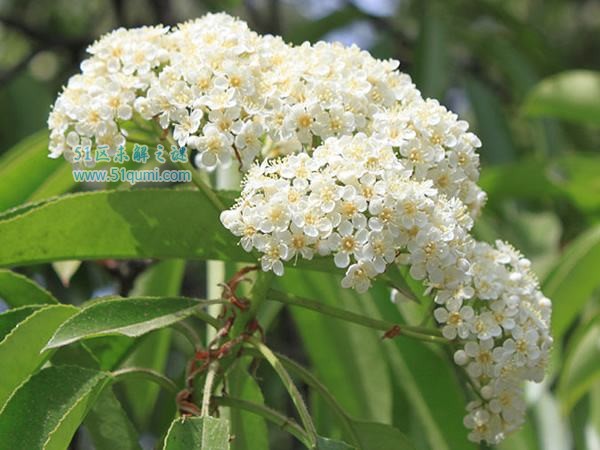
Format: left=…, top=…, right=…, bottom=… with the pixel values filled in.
left=267, top=289, right=447, bottom=344
left=246, top=336, right=318, bottom=448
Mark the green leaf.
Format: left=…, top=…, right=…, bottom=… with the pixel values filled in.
left=132, top=261, right=187, bottom=300
left=543, top=224, right=600, bottom=339
left=0, top=304, right=77, bottom=408
left=228, top=364, right=269, bottom=450
left=163, top=416, right=230, bottom=450
left=51, top=342, right=101, bottom=369
left=0, top=305, right=42, bottom=341
left=492, top=208, right=561, bottom=278
left=85, top=386, right=142, bottom=450
left=485, top=40, right=537, bottom=97
left=317, top=436, right=355, bottom=450
left=46, top=296, right=209, bottom=349
left=0, top=189, right=341, bottom=273
left=480, top=154, right=600, bottom=216
left=0, top=365, right=110, bottom=450
left=27, top=161, right=76, bottom=202
left=279, top=270, right=393, bottom=427
left=122, top=330, right=173, bottom=428
left=84, top=335, right=137, bottom=370
left=352, top=421, right=415, bottom=450
left=465, top=77, right=516, bottom=163
left=0, top=269, right=59, bottom=307
left=121, top=260, right=185, bottom=428
left=0, top=189, right=247, bottom=267
left=47, top=331, right=118, bottom=442
left=552, top=154, right=600, bottom=216
left=370, top=283, right=475, bottom=450
left=0, top=130, right=68, bottom=212
left=78, top=262, right=191, bottom=373
left=414, top=3, right=448, bottom=99
left=316, top=421, right=416, bottom=450
left=558, top=317, right=600, bottom=412
left=523, top=70, right=600, bottom=125
left=479, top=158, right=561, bottom=206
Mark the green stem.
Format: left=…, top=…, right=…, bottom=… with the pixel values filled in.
left=246, top=336, right=318, bottom=448
left=231, top=270, right=274, bottom=336
left=201, top=361, right=219, bottom=417
left=244, top=348, right=361, bottom=448
left=171, top=321, right=202, bottom=350
left=213, top=395, right=311, bottom=448
left=131, top=113, right=157, bottom=133
left=267, top=289, right=448, bottom=344
left=381, top=263, right=419, bottom=303
left=194, top=307, right=223, bottom=329
left=126, top=136, right=160, bottom=147
left=162, top=131, right=226, bottom=212
left=112, top=367, right=178, bottom=395
left=176, top=160, right=226, bottom=212
left=125, top=118, right=227, bottom=212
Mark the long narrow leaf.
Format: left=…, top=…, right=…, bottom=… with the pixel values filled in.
left=0, top=366, right=110, bottom=450
left=0, top=304, right=77, bottom=408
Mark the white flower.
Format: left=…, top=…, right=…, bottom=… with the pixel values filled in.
left=330, top=220, right=368, bottom=268
left=434, top=303, right=474, bottom=340
left=235, top=120, right=264, bottom=168
left=191, top=124, right=233, bottom=170
left=499, top=327, right=541, bottom=367
left=463, top=403, right=503, bottom=444
left=341, top=261, right=377, bottom=293
left=255, top=235, right=288, bottom=276
left=282, top=102, right=321, bottom=144
left=173, top=109, right=203, bottom=144
left=279, top=224, right=317, bottom=261
left=470, top=312, right=502, bottom=341
left=313, top=105, right=355, bottom=138
left=464, top=339, right=497, bottom=378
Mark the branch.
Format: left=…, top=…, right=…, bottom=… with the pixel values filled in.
left=267, top=289, right=448, bottom=344
left=201, top=361, right=219, bottom=416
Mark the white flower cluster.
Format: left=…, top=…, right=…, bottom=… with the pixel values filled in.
left=48, top=13, right=485, bottom=215
left=48, top=13, right=552, bottom=444
left=221, top=133, right=474, bottom=293
left=441, top=240, right=552, bottom=444
left=222, top=133, right=552, bottom=444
